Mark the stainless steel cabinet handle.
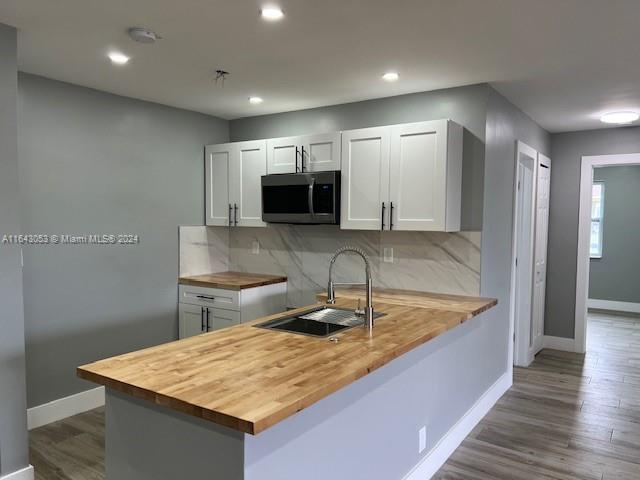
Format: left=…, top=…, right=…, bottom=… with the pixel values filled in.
left=200, top=307, right=205, bottom=332
left=205, top=308, right=211, bottom=332
left=390, top=202, right=394, bottom=230
left=295, top=147, right=300, bottom=173
left=301, top=146, right=306, bottom=172
left=228, top=204, right=232, bottom=226
left=234, top=203, right=238, bottom=226
left=381, top=202, right=386, bottom=230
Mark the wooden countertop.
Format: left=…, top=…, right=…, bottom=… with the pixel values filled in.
left=178, top=271, right=287, bottom=290
left=77, top=289, right=496, bottom=435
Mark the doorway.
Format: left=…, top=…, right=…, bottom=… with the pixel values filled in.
left=575, top=154, right=640, bottom=352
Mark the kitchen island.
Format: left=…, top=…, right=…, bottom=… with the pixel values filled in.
left=78, top=288, right=499, bottom=480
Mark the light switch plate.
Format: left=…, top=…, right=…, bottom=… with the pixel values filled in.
left=251, top=240, right=260, bottom=255
left=383, top=247, right=394, bottom=263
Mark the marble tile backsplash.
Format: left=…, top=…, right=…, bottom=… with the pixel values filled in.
left=180, top=225, right=481, bottom=308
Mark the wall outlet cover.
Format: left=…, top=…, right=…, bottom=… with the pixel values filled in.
left=383, top=247, right=394, bottom=263
left=419, top=426, right=427, bottom=453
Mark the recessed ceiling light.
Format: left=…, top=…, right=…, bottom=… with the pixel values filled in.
left=261, top=7, right=284, bottom=20
left=382, top=72, right=399, bottom=82
left=108, top=51, right=130, bottom=65
left=600, top=111, right=639, bottom=125
left=249, top=96, right=264, bottom=105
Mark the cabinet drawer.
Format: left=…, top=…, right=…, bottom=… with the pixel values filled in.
left=178, top=285, right=240, bottom=310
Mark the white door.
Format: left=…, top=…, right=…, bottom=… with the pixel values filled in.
left=205, top=144, right=231, bottom=226
left=340, top=126, right=390, bottom=230
left=266, top=136, right=300, bottom=174
left=389, top=121, right=447, bottom=231
left=179, top=303, right=205, bottom=339
left=531, top=154, right=551, bottom=356
left=207, top=308, right=241, bottom=332
left=230, top=140, right=267, bottom=227
left=302, top=132, right=341, bottom=172
left=513, top=142, right=537, bottom=367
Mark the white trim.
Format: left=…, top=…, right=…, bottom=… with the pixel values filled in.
left=403, top=371, right=512, bottom=480
left=576, top=153, right=640, bottom=354
left=542, top=335, right=577, bottom=352
left=588, top=299, right=640, bottom=314
left=0, top=466, right=34, bottom=480
left=27, top=386, right=105, bottom=430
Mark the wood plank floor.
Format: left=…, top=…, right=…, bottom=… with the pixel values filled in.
left=29, top=313, right=640, bottom=479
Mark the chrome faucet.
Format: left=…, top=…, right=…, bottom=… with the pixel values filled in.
left=326, top=246, right=375, bottom=330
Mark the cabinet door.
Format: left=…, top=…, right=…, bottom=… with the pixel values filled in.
left=207, top=308, right=241, bottom=332
left=179, top=303, right=205, bottom=339
left=302, top=133, right=341, bottom=172
left=266, top=136, right=299, bottom=174
left=389, top=120, right=448, bottom=231
left=230, top=140, right=267, bottom=227
left=205, top=144, right=232, bottom=226
left=340, top=127, right=390, bottom=230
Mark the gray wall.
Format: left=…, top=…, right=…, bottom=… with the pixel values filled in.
left=546, top=127, right=640, bottom=338
left=589, top=166, right=640, bottom=304
left=0, top=23, right=29, bottom=477
left=230, top=84, right=489, bottom=231
left=18, top=74, right=229, bottom=407
left=483, top=88, right=550, bottom=365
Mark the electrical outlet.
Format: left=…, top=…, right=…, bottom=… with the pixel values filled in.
left=251, top=240, right=260, bottom=255
left=418, top=426, right=427, bottom=453
left=383, top=247, right=394, bottom=263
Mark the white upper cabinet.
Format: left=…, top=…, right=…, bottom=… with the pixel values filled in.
left=341, top=120, right=463, bottom=232
left=302, top=132, right=341, bottom=172
left=206, top=140, right=266, bottom=228
left=340, top=126, right=390, bottom=230
left=205, top=143, right=232, bottom=226
left=267, top=133, right=341, bottom=174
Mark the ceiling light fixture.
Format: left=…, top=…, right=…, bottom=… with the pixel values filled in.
left=261, top=6, right=284, bottom=20
left=382, top=72, right=399, bottom=82
left=108, top=51, right=130, bottom=65
left=128, top=27, right=161, bottom=44
left=249, top=96, right=264, bottom=105
left=600, top=111, right=639, bottom=125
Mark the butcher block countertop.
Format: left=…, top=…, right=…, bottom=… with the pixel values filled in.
left=178, top=271, right=287, bottom=290
left=77, top=289, right=496, bottom=435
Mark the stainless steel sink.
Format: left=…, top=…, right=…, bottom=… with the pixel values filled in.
left=255, top=306, right=385, bottom=338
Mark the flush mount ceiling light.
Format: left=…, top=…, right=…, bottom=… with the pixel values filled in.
left=128, top=27, right=161, bottom=44
left=600, top=111, right=640, bottom=125
left=260, top=6, right=284, bottom=20
left=108, top=51, right=130, bottom=65
left=249, top=96, right=264, bottom=105
left=382, top=72, right=399, bottom=82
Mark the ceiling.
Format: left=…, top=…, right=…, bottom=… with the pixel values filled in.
left=1, top=0, right=640, bottom=132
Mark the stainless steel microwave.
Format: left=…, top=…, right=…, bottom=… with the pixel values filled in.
left=261, top=171, right=341, bottom=224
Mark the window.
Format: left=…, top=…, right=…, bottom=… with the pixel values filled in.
left=590, top=182, right=604, bottom=258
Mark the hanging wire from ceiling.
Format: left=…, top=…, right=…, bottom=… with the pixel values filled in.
left=214, top=69, right=230, bottom=87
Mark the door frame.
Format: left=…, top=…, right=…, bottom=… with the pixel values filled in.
left=509, top=141, right=538, bottom=367
left=574, top=153, right=640, bottom=353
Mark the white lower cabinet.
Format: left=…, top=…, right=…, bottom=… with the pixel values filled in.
left=178, top=282, right=286, bottom=339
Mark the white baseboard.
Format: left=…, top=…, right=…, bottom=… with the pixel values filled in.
left=588, top=298, right=640, bottom=314
left=403, top=371, right=512, bottom=480
left=27, top=386, right=105, bottom=430
left=0, top=466, right=34, bottom=480
left=542, top=335, right=577, bottom=353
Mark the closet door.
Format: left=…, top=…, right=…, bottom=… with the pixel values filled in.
left=205, top=144, right=232, bottom=226
left=531, top=154, right=551, bottom=355
left=230, top=140, right=267, bottom=227
left=388, top=120, right=448, bottom=231
left=340, top=126, right=390, bottom=230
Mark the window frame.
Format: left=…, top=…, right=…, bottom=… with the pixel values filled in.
left=590, top=182, right=605, bottom=259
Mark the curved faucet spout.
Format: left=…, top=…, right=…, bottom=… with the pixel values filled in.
left=326, top=246, right=375, bottom=330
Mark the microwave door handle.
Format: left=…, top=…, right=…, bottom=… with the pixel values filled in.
left=308, top=177, right=315, bottom=216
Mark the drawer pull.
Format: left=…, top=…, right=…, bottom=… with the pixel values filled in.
left=196, top=295, right=216, bottom=301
